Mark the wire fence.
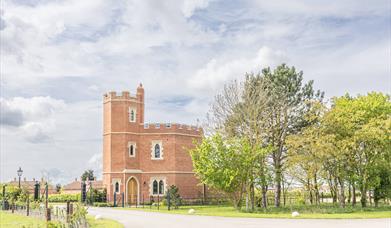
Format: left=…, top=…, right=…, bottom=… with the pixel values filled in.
left=2, top=200, right=88, bottom=228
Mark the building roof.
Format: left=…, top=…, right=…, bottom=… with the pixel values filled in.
left=7, top=178, right=56, bottom=191
left=63, top=180, right=104, bottom=191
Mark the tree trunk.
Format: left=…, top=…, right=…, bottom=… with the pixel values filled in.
left=308, top=178, right=313, bottom=205
left=338, top=177, right=345, bottom=208
left=314, top=173, right=320, bottom=205
left=274, top=161, right=282, bottom=207
left=352, top=183, right=356, bottom=206
left=347, top=183, right=351, bottom=204
left=250, top=183, right=255, bottom=211
left=360, top=185, right=367, bottom=208
left=261, top=185, right=268, bottom=208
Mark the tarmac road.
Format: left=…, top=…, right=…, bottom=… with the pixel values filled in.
left=88, top=207, right=391, bottom=228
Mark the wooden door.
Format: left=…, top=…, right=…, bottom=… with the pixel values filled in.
left=128, top=178, right=137, bottom=205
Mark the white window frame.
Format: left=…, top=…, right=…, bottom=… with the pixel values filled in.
left=128, top=142, right=136, bottom=157
left=151, top=140, right=163, bottom=160
left=128, top=107, right=136, bottom=123
left=112, top=178, right=121, bottom=193
left=149, top=177, right=166, bottom=196
left=155, top=123, right=160, bottom=129
left=144, top=123, right=149, bottom=129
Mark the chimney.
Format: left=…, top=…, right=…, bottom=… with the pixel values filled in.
left=24, top=177, right=26, bottom=181
left=14, top=177, right=16, bottom=181
left=136, top=83, right=145, bottom=123
left=33, top=178, right=35, bottom=182
left=75, top=178, right=77, bottom=182
left=41, top=177, right=44, bottom=182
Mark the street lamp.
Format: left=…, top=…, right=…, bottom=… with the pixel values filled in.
left=17, top=167, right=23, bottom=188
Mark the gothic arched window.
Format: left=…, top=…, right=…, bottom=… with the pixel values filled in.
left=159, top=180, right=164, bottom=194
left=154, top=144, right=160, bottom=158
left=153, top=180, right=158, bottom=195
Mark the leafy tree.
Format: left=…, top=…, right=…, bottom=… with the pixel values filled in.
left=260, top=64, right=323, bottom=207
left=322, top=92, right=391, bottom=207
left=55, top=184, right=61, bottom=193
left=81, top=169, right=94, bottom=181
left=190, top=134, right=254, bottom=209
left=166, top=185, right=182, bottom=209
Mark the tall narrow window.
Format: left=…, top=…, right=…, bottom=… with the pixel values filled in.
left=154, top=144, right=160, bottom=158
left=115, top=182, right=119, bottom=193
left=153, top=180, right=158, bottom=195
left=129, top=145, right=134, bottom=156
left=128, top=108, right=136, bottom=122
left=159, top=180, right=164, bottom=194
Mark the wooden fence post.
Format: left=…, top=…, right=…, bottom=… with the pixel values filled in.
left=46, top=208, right=51, bottom=221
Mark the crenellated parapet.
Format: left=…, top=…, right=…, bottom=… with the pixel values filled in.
left=140, top=123, right=203, bottom=135
left=103, top=91, right=138, bottom=102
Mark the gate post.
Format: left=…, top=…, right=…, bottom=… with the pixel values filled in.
left=113, top=192, right=117, bottom=207
left=122, top=192, right=124, bottom=207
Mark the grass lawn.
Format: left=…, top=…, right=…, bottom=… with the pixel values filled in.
left=116, top=204, right=391, bottom=219
left=0, top=211, right=47, bottom=228
left=87, top=215, right=124, bottom=228
left=0, top=211, right=124, bottom=228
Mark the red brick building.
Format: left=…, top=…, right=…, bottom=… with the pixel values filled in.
left=103, top=84, right=203, bottom=205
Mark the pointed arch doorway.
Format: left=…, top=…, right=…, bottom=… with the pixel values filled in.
left=126, top=177, right=139, bottom=206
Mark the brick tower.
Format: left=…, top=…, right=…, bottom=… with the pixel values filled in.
left=103, top=84, right=203, bottom=205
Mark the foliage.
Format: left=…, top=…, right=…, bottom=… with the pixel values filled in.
left=48, top=193, right=80, bottom=202
left=165, top=185, right=182, bottom=209
left=191, top=134, right=259, bottom=209
left=81, top=169, right=95, bottom=181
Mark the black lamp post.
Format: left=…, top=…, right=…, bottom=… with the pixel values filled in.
left=17, top=167, right=23, bottom=189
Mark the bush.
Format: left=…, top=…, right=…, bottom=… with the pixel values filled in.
left=48, top=193, right=80, bottom=202
left=93, top=202, right=112, bottom=207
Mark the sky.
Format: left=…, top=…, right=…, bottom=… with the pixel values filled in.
left=0, top=0, right=390, bottom=185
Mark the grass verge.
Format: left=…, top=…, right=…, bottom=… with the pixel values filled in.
left=0, top=211, right=124, bottom=227
left=116, top=205, right=391, bottom=219
left=87, top=215, right=124, bottom=228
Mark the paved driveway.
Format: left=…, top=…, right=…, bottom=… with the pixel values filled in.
left=88, top=207, right=390, bottom=228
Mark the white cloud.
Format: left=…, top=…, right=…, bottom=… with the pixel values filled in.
left=0, top=0, right=389, bottom=184
left=188, top=47, right=287, bottom=91
left=182, top=0, right=210, bottom=18
left=0, top=96, right=66, bottom=142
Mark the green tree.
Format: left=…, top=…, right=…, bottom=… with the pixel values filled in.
left=322, top=92, right=391, bottom=207
left=190, top=134, right=254, bottom=209
left=81, top=169, right=94, bottom=181
left=260, top=64, right=323, bottom=207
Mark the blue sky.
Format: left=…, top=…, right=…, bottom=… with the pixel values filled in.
left=1, top=0, right=390, bottom=184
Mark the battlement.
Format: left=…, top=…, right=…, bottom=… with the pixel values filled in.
left=140, top=123, right=203, bottom=135
left=103, top=91, right=138, bottom=101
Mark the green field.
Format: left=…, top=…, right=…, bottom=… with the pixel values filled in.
left=117, top=204, right=391, bottom=219
left=0, top=211, right=124, bottom=228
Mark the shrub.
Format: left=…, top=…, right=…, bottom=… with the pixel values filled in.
left=93, top=202, right=112, bottom=207
left=48, top=193, right=79, bottom=202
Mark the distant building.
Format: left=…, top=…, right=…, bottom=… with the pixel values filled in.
left=7, top=177, right=57, bottom=195
left=103, top=84, right=204, bottom=205
left=62, top=178, right=104, bottom=194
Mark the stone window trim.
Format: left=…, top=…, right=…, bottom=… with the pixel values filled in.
left=128, top=107, right=137, bottom=123
left=149, top=177, right=167, bottom=196
left=151, top=140, right=163, bottom=160
left=112, top=178, right=122, bottom=193
left=128, top=141, right=136, bottom=157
